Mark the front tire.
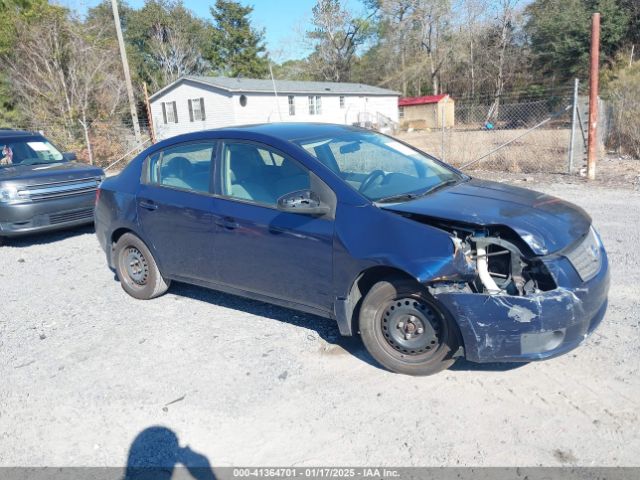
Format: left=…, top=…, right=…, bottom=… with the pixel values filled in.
left=114, top=232, right=170, bottom=300
left=359, top=277, right=459, bottom=376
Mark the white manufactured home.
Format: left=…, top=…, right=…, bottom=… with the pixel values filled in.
left=149, top=76, right=400, bottom=140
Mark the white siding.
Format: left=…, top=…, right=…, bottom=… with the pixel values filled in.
left=151, top=81, right=399, bottom=140
left=151, top=82, right=234, bottom=140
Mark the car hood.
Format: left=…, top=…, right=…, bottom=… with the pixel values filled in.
left=0, top=161, right=104, bottom=185
left=380, top=178, right=591, bottom=256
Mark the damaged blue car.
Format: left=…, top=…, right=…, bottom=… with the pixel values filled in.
left=95, top=123, right=609, bottom=375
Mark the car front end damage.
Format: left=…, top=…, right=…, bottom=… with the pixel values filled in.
left=419, top=220, right=610, bottom=363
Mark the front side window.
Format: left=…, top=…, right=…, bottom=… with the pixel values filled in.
left=296, top=131, right=461, bottom=202
left=148, top=142, right=214, bottom=193
left=189, top=98, right=206, bottom=122
left=0, top=137, right=64, bottom=167
left=220, top=141, right=310, bottom=206
left=162, top=101, right=178, bottom=124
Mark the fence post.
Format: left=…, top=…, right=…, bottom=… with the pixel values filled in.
left=568, top=78, right=579, bottom=173
left=441, top=106, right=445, bottom=161
left=587, top=13, right=600, bottom=180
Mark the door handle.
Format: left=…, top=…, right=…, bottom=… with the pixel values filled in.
left=215, top=216, right=238, bottom=230
left=138, top=199, right=158, bottom=211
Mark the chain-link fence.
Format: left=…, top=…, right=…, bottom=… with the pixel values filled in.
left=397, top=88, right=583, bottom=174
left=3, top=117, right=153, bottom=170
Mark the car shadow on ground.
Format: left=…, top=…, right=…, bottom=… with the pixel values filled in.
left=170, top=281, right=383, bottom=370
left=166, top=282, right=529, bottom=374
left=2, top=224, right=95, bottom=247
left=125, top=426, right=216, bottom=480
left=449, top=358, right=529, bottom=372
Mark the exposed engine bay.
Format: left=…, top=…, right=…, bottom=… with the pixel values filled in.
left=398, top=213, right=558, bottom=297
left=454, top=232, right=557, bottom=296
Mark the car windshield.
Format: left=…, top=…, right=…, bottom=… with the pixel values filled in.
left=0, top=137, right=65, bottom=168
left=294, top=130, right=462, bottom=202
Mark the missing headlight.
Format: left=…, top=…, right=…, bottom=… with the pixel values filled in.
left=455, top=234, right=556, bottom=296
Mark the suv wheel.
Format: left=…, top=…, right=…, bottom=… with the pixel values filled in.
left=114, top=232, right=170, bottom=300
left=359, top=277, right=459, bottom=376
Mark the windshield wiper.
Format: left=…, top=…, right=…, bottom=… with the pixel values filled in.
left=376, top=192, right=420, bottom=203
left=376, top=178, right=460, bottom=204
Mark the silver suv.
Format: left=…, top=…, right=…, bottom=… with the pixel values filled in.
left=0, top=129, right=104, bottom=245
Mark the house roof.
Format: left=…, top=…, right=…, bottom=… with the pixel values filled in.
left=150, top=75, right=400, bottom=101
left=398, top=94, right=449, bottom=107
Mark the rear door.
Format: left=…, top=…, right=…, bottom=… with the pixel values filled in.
left=136, top=141, right=217, bottom=281
left=211, top=140, right=335, bottom=312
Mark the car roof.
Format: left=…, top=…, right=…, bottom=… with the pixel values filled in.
left=214, top=122, right=362, bottom=140
left=166, top=123, right=366, bottom=145
left=0, top=129, right=40, bottom=139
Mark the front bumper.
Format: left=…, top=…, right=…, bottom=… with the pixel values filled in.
left=434, top=245, right=610, bottom=363
left=0, top=193, right=95, bottom=237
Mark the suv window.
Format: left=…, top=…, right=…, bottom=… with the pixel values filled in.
left=148, top=142, right=214, bottom=193
left=1, top=136, right=64, bottom=167
left=221, top=141, right=310, bottom=206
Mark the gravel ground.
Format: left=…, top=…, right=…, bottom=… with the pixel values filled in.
left=1, top=181, right=639, bottom=468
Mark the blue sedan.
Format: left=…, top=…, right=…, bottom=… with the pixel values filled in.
left=95, top=123, right=609, bottom=375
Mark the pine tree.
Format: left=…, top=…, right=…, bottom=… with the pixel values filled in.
left=207, top=0, right=269, bottom=78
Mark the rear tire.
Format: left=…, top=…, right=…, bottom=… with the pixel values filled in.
left=359, top=277, right=459, bottom=376
left=114, top=232, right=170, bottom=300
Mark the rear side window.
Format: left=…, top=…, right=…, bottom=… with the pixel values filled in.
left=147, top=142, right=215, bottom=194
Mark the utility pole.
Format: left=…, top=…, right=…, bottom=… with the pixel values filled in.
left=587, top=12, right=600, bottom=180
left=268, top=62, right=282, bottom=122
left=111, top=0, right=142, bottom=144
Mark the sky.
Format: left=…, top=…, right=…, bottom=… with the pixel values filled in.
left=56, top=0, right=363, bottom=61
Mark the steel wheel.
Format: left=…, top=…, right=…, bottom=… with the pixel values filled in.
left=114, top=232, right=170, bottom=300
left=381, top=297, right=442, bottom=356
left=359, top=277, right=459, bottom=375
left=123, top=246, right=150, bottom=287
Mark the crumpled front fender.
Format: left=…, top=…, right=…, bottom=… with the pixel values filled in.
left=433, top=250, right=610, bottom=363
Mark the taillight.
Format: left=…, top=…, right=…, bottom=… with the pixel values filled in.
left=95, top=187, right=101, bottom=206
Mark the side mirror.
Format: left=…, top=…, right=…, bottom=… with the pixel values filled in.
left=63, top=152, right=77, bottom=161
left=277, top=190, right=330, bottom=216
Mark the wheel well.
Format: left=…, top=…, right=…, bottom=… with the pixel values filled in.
left=111, top=227, right=132, bottom=245
left=341, top=267, right=417, bottom=336
left=341, top=267, right=465, bottom=357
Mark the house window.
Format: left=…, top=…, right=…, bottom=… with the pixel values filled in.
left=399, top=106, right=405, bottom=119
left=162, top=101, right=178, bottom=124
left=308, top=96, right=315, bottom=115
left=315, top=96, right=322, bottom=115
left=239, top=95, right=248, bottom=107
left=288, top=95, right=295, bottom=116
left=188, top=98, right=206, bottom=122
left=340, top=96, right=345, bottom=109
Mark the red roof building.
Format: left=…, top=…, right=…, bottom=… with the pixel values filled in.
left=398, top=94, right=454, bottom=129
left=398, top=94, right=449, bottom=107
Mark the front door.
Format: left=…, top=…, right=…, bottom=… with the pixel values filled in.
left=136, top=141, right=217, bottom=281
left=212, top=140, right=335, bottom=312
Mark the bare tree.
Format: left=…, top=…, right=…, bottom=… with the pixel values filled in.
left=485, top=0, right=519, bottom=121
left=416, top=0, right=452, bottom=96
left=147, top=18, right=206, bottom=89
left=307, top=0, right=371, bottom=82
left=4, top=9, right=126, bottom=162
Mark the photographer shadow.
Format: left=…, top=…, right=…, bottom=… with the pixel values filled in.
left=124, top=426, right=216, bottom=480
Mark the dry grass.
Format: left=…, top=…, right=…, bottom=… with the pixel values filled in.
left=397, top=127, right=571, bottom=173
